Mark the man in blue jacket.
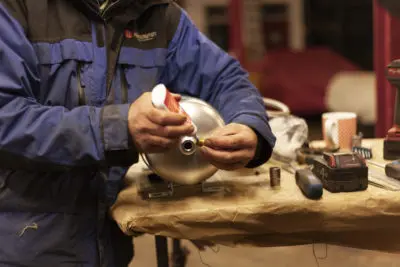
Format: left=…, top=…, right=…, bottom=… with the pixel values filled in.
left=0, top=0, right=276, bottom=266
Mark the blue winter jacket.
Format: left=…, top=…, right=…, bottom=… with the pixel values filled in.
left=0, top=0, right=276, bottom=266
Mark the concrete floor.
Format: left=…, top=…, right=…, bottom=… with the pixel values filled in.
left=130, top=235, right=400, bottom=267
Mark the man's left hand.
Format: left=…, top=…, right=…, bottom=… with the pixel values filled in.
left=200, top=123, right=258, bottom=170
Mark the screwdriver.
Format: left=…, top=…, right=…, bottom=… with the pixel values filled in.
left=368, top=160, right=400, bottom=180
left=283, top=163, right=323, bottom=200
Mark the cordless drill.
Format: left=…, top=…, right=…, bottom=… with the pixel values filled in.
left=384, top=60, right=400, bottom=160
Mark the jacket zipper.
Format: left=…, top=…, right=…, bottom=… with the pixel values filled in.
left=95, top=18, right=127, bottom=267
left=105, top=28, right=125, bottom=104
left=77, top=62, right=87, bottom=106
left=93, top=4, right=128, bottom=265
left=120, top=67, right=128, bottom=104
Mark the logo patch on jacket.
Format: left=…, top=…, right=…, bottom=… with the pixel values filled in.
left=134, top=31, right=158, bottom=42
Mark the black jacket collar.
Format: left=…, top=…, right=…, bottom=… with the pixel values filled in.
left=72, top=0, right=170, bottom=23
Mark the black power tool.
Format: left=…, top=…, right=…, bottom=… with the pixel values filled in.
left=384, top=60, right=400, bottom=160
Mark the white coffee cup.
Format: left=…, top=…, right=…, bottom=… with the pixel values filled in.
left=322, top=112, right=357, bottom=150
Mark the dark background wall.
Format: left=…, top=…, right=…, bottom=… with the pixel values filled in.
left=304, top=0, right=374, bottom=70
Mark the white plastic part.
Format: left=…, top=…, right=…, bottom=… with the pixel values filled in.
left=151, top=84, right=168, bottom=110
left=151, top=84, right=198, bottom=135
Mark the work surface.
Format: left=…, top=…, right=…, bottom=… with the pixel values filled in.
left=111, top=139, right=400, bottom=253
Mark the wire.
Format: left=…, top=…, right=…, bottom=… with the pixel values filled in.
left=198, top=250, right=212, bottom=267
left=196, top=243, right=326, bottom=267
left=312, top=243, right=328, bottom=267
left=197, top=244, right=220, bottom=267
left=210, top=245, right=220, bottom=254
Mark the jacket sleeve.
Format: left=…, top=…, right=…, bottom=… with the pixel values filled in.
left=0, top=3, right=137, bottom=171
left=160, top=6, right=276, bottom=166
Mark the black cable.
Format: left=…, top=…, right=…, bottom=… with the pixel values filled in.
left=198, top=250, right=213, bottom=267
left=197, top=245, right=220, bottom=267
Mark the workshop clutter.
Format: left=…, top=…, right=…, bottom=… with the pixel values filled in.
left=270, top=112, right=367, bottom=198
left=383, top=60, right=400, bottom=160
left=112, top=140, right=400, bottom=254
left=111, top=82, right=400, bottom=256
left=138, top=78, right=400, bottom=200
left=268, top=89, right=400, bottom=197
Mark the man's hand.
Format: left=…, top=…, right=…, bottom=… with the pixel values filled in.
left=128, top=92, right=194, bottom=153
left=200, top=123, right=258, bottom=170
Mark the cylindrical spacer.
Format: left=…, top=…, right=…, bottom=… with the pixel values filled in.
left=270, top=167, right=281, bottom=188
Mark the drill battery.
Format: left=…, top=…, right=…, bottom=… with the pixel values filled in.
left=384, top=60, right=400, bottom=160
left=312, top=152, right=368, bottom=193
left=384, top=127, right=400, bottom=160
left=384, top=139, right=400, bottom=160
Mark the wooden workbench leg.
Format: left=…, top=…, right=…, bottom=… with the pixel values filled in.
left=155, top=236, right=169, bottom=267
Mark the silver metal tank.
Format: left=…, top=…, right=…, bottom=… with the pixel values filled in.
left=142, top=96, right=225, bottom=185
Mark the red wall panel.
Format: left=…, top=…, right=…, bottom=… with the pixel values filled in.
left=228, top=0, right=244, bottom=64
left=391, top=17, right=400, bottom=59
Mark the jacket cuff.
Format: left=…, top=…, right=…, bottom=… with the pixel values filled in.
left=232, top=114, right=276, bottom=168
left=246, top=129, right=273, bottom=168
left=101, top=104, right=138, bottom=167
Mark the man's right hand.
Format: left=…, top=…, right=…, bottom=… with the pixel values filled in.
left=128, top=92, right=194, bottom=153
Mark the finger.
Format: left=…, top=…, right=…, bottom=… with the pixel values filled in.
left=147, top=123, right=195, bottom=138
left=200, top=146, right=253, bottom=165
left=148, top=108, right=187, bottom=126
left=205, top=134, right=253, bottom=150
left=139, top=135, right=177, bottom=153
left=209, top=125, right=237, bottom=138
left=209, top=123, right=250, bottom=137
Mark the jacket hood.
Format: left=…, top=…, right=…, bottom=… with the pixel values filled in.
left=72, top=0, right=171, bottom=22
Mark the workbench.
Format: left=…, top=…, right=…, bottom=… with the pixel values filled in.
left=111, top=139, right=400, bottom=266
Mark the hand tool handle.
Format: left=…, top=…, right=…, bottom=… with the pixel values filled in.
left=386, top=160, right=400, bottom=180
left=295, top=169, right=323, bottom=199
left=369, top=160, right=400, bottom=180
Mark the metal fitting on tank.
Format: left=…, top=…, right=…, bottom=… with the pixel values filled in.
left=179, top=136, right=198, bottom=156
